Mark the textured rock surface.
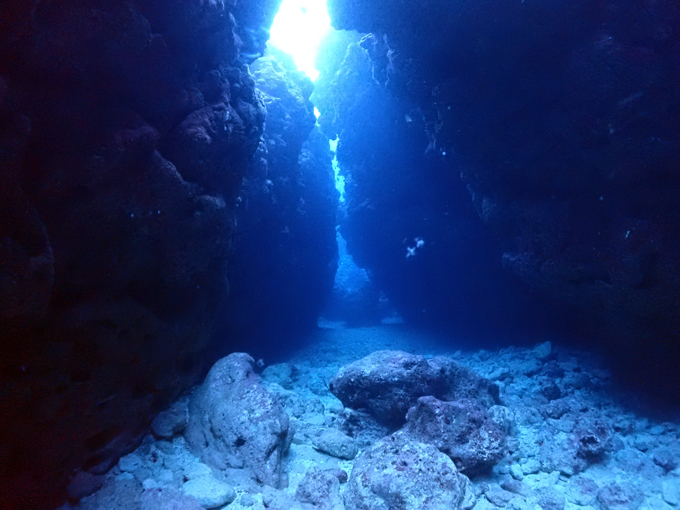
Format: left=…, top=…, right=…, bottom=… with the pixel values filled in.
left=185, top=353, right=291, bottom=487
left=322, top=0, right=680, bottom=399
left=329, top=350, right=500, bottom=426
left=0, top=1, right=336, bottom=508
left=314, top=38, right=573, bottom=343
left=313, top=428, right=359, bottom=460
left=295, top=466, right=344, bottom=510
left=344, top=431, right=467, bottom=510
left=213, top=51, right=338, bottom=357
left=404, top=396, right=508, bottom=476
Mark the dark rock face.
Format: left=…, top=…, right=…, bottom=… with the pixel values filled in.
left=185, top=353, right=291, bottom=488
left=0, top=1, right=284, bottom=508
left=329, top=350, right=500, bottom=427
left=322, top=0, right=680, bottom=396
left=316, top=39, right=575, bottom=344
left=404, top=396, right=508, bottom=476
left=213, top=53, right=338, bottom=357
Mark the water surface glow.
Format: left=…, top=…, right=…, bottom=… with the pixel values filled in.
left=269, top=0, right=331, bottom=80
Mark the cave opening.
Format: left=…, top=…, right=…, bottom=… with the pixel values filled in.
left=268, top=0, right=332, bottom=81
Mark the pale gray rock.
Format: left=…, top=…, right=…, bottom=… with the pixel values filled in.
left=404, top=396, right=507, bottom=475
left=151, top=399, right=189, bottom=439
left=535, top=486, right=565, bottom=510
left=313, top=429, right=358, bottom=460
left=566, top=476, right=599, bottom=506
left=182, top=475, right=235, bottom=509
left=532, top=342, right=553, bottom=361
left=343, top=431, right=467, bottom=510
left=78, top=479, right=143, bottom=510
left=295, top=466, right=344, bottom=510
left=140, top=488, right=204, bottom=510
left=597, top=482, right=644, bottom=510
left=329, top=350, right=499, bottom=427
left=184, top=353, right=291, bottom=487
left=485, top=485, right=516, bottom=506
left=662, top=477, right=680, bottom=506
left=118, top=453, right=144, bottom=473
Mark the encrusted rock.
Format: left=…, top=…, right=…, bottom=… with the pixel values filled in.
left=151, top=399, right=189, bottom=439
left=344, top=431, right=467, bottom=510
left=295, top=466, right=343, bottom=510
left=597, top=482, right=644, bottom=510
left=404, top=396, right=507, bottom=475
left=313, top=429, right=359, bottom=460
left=329, top=350, right=499, bottom=426
left=184, top=353, right=291, bottom=487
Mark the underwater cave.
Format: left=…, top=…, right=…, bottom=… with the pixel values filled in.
left=1, top=0, right=680, bottom=508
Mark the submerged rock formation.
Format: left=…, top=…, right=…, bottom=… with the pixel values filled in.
left=214, top=52, right=338, bottom=357
left=321, top=0, right=680, bottom=398
left=0, top=1, right=335, bottom=508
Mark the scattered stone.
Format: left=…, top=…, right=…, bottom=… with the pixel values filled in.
left=634, top=434, right=659, bottom=452
left=485, top=485, right=516, bottom=506
left=521, top=458, right=542, bottom=475
left=576, top=420, right=612, bottom=459
left=78, top=479, right=143, bottom=510
left=566, top=476, right=599, bottom=506
left=654, top=448, right=680, bottom=472
left=597, top=482, right=644, bottom=510
left=140, top=488, right=204, bottom=510
left=151, top=400, right=189, bottom=439
left=262, top=363, right=295, bottom=390
left=540, top=361, right=564, bottom=379
left=181, top=475, right=235, bottom=509
left=344, top=432, right=466, bottom=510
left=502, top=479, right=533, bottom=497
left=535, top=486, right=565, bottom=510
left=295, top=466, right=343, bottom=510
left=313, top=429, right=358, bottom=460
left=542, top=399, right=570, bottom=420
left=460, top=475, right=477, bottom=510
left=510, top=463, right=525, bottom=481
left=240, top=493, right=256, bottom=507
left=532, top=342, right=553, bottom=361
left=404, top=396, right=507, bottom=475
left=489, top=405, right=517, bottom=435
left=118, top=453, right=144, bottom=474
left=662, top=477, right=680, bottom=506
left=540, top=381, right=562, bottom=401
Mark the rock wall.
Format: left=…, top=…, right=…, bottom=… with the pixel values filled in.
left=0, top=1, right=336, bottom=508
left=213, top=52, right=338, bottom=359
left=315, top=40, right=575, bottom=341
left=321, top=0, right=680, bottom=393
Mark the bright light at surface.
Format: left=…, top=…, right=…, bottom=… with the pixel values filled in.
left=269, top=0, right=331, bottom=80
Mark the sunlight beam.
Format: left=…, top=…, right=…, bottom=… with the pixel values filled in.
left=269, top=0, right=331, bottom=80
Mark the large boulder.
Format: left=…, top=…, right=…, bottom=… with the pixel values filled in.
left=403, top=396, right=507, bottom=476
left=329, top=350, right=500, bottom=427
left=185, top=353, right=292, bottom=488
left=344, top=431, right=470, bottom=510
